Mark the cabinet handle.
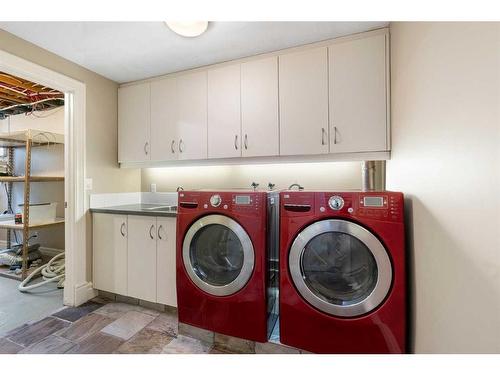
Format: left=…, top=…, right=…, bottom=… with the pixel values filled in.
left=244, top=134, right=248, bottom=150
left=333, top=126, right=338, bottom=145
left=234, top=135, right=238, bottom=150
left=171, top=140, right=176, bottom=154
left=179, top=139, right=184, bottom=153
left=120, top=222, right=126, bottom=237
left=144, top=142, right=149, bottom=155
left=149, top=224, right=155, bottom=240
left=321, top=128, right=326, bottom=146
left=157, top=225, right=163, bottom=240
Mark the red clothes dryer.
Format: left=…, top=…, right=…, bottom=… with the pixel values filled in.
left=279, top=191, right=406, bottom=353
left=176, top=190, right=277, bottom=343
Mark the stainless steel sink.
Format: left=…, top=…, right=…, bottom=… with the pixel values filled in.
left=143, top=205, right=177, bottom=212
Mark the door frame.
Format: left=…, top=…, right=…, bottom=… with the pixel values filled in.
left=0, top=49, right=90, bottom=306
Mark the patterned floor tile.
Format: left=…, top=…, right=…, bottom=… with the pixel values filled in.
left=57, top=313, right=115, bottom=343
left=254, top=341, right=300, bottom=354
left=209, top=348, right=233, bottom=354
left=93, top=302, right=159, bottom=320
left=20, top=335, right=76, bottom=354
left=161, top=335, right=213, bottom=354
left=178, top=322, right=214, bottom=344
left=0, top=338, right=23, bottom=354
left=101, top=310, right=156, bottom=340
left=146, top=310, right=178, bottom=337
left=7, top=317, right=70, bottom=347
left=114, top=328, right=173, bottom=354
left=214, top=332, right=255, bottom=353
left=52, top=301, right=103, bottom=322
left=66, top=332, right=124, bottom=354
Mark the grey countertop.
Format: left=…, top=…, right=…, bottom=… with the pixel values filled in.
left=90, top=203, right=177, bottom=217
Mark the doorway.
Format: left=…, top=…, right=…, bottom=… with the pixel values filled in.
left=0, top=49, right=89, bottom=325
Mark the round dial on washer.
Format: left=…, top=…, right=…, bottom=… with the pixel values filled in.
left=210, top=194, right=222, bottom=207
left=328, top=196, right=344, bottom=210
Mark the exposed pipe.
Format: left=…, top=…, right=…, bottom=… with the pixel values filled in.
left=362, top=161, right=386, bottom=191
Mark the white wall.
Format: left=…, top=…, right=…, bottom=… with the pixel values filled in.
left=141, top=161, right=364, bottom=192
left=388, top=22, right=500, bottom=353
left=0, top=109, right=65, bottom=249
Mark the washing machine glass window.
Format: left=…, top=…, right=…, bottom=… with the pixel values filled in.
left=190, top=224, right=244, bottom=286
left=183, top=214, right=255, bottom=296
left=289, top=219, right=392, bottom=317
left=301, top=232, right=378, bottom=306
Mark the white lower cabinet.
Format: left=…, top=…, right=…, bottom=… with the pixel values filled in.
left=93, top=213, right=177, bottom=306
left=156, top=217, right=177, bottom=307
left=93, top=213, right=128, bottom=296
left=127, top=215, right=157, bottom=303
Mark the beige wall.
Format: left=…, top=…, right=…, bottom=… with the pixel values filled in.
left=0, top=30, right=141, bottom=279
left=141, top=161, right=364, bottom=192
left=388, top=22, right=500, bottom=353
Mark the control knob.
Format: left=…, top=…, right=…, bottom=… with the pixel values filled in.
left=210, top=194, right=222, bottom=207
left=328, top=196, right=344, bottom=211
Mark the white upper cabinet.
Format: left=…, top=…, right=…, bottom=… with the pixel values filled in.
left=118, top=83, right=151, bottom=162
left=329, top=33, right=388, bottom=153
left=176, top=71, right=208, bottom=160
left=241, top=57, right=279, bottom=157
left=207, top=64, right=241, bottom=159
left=150, top=77, right=178, bottom=161
left=279, top=47, right=329, bottom=156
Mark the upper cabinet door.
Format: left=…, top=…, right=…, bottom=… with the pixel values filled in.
left=329, top=33, right=388, bottom=153
left=241, top=57, right=279, bottom=157
left=279, top=47, right=329, bottom=156
left=177, top=71, right=208, bottom=160
left=208, top=64, right=241, bottom=159
left=118, top=83, right=151, bottom=162
left=151, top=77, right=178, bottom=161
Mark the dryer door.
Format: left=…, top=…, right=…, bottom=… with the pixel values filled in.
left=289, top=219, right=392, bottom=317
left=182, top=214, right=255, bottom=296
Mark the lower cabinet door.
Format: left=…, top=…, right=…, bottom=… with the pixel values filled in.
left=156, top=217, right=177, bottom=307
left=93, top=213, right=128, bottom=296
left=127, top=215, right=157, bottom=303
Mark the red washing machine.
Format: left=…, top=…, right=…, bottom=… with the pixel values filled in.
left=176, top=190, right=277, bottom=343
left=279, top=191, right=406, bottom=354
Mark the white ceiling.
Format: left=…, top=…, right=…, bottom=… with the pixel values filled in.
left=0, top=22, right=388, bottom=83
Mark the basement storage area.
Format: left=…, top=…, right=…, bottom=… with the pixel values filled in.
left=0, top=72, right=65, bottom=335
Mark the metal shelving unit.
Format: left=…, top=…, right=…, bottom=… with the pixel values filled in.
left=0, top=129, right=65, bottom=280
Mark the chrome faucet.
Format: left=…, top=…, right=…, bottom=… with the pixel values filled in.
left=288, top=183, right=304, bottom=191
left=176, top=186, right=184, bottom=192
left=251, top=182, right=259, bottom=191
left=268, top=182, right=276, bottom=191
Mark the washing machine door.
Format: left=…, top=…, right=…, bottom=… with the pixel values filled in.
left=182, top=214, right=255, bottom=296
left=289, top=219, right=392, bottom=317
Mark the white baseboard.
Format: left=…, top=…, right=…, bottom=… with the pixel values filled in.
left=71, top=281, right=98, bottom=307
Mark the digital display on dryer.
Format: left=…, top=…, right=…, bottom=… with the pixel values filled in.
left=363, top=196, right=384, bottom=207
left=235, top=195, right=251, bottom=205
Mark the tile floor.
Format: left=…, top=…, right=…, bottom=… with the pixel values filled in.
left=0, top=297, right=301, bottom=354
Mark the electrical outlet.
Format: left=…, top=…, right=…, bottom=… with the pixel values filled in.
left=85, top=178, right=93, bottom=191
left=150, top=183, right=157, bottom=193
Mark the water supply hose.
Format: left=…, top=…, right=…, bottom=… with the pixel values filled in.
left=18, top=252, right=65, bottom=292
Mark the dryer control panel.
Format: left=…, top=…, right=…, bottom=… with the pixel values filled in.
left=281, top=191, right=404, bottom=223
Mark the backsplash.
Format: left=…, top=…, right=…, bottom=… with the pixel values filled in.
left=141, top=161, right=365, bottom=192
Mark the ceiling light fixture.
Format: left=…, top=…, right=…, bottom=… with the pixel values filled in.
left=165, top=21, right=208, bottom=37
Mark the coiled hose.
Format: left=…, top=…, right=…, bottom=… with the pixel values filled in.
left=18, top=253, right=65, bottom=292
